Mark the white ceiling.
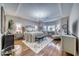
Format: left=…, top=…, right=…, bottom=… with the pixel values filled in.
left=0, top=3, right=73, bottom=22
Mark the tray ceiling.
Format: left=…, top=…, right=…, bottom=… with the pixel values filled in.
left=0, top=3, right=73, bottom=22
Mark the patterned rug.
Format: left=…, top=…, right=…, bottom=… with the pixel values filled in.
left=22, top=37, right=53, bottom=53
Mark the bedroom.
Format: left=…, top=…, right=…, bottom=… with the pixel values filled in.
left=0, top=3, right=79, bottom=56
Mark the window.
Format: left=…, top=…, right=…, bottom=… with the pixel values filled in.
left=34, top=25, right=38, bottom=31
left=15, top=23, right=22, bottom=33
left=43, top=26, right=47, bottom=31
left=48, top=25, right=55, bottom=31
left=56, top=24, right=60, bottom=32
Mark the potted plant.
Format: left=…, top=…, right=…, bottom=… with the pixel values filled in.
left=7, top=19, right=14, bottom=34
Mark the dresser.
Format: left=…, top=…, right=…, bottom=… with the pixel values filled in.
left=61, top=35, right=76, bottom=55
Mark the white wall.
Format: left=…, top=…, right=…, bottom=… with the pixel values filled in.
left=0, top=18, right=1, bottom=55
left=0, top=7, right=1, bottom=56
left=5, top=15, right=38, bottom=32
left=0, top=9, right=1, bottom=56
left=78, top=19, right=79, bottom=37
left=14, top=17, right=38, bottom=26
left=69, top=4, right=79, bottom=55
left=69, top=4, right=79, bottom=37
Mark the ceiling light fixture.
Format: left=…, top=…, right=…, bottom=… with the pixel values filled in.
left=32, top=10, right=48, bottom=19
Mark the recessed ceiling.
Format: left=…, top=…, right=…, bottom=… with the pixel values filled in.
left=1, top=3, right=73, bottom=22
left=16, top=3, right=60, bottom=21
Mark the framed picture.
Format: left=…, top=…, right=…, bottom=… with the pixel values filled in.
left=1, top=6, right=6, bottom=34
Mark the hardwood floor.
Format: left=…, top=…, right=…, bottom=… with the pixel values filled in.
left=14, top=38, right=71, bottom=56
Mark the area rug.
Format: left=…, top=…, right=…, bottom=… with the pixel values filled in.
left=22, top=37, right=53, bottom=53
